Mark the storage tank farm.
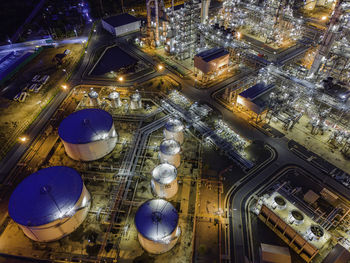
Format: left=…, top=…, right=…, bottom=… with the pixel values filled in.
left=151, top=163, right=178, bottom=198
left=134, top=199, right=181, bottom=254
left=8, top=166, right=91, bottom=242
left=163, top=118, right=184, bottom=144
left=58, top=108, right=118, bottom=161
left=159, top=139, right=181, bottom=168
left=130, top=91, right=142, bottom=110
left=109, top=91, right=122, bottom=108
left=88, top=90, right=99, bottom=107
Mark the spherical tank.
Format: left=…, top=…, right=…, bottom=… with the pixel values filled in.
left=159, top=139, right=181, bottom=168
left=151, top=163, right=178, bottom=199
left=8, top=166, right=91, bottom=242
left=163, top=118, right=184, bottom=144
left=58, top=109, right=118, bottom=161
left=135, top=199, right=180, bottom=254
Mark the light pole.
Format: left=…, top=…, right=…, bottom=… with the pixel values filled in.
left=63, top=69, right=68, bottom=77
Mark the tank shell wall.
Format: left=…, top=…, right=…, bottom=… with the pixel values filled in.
left=130, top=100, right=142, bottom=110
left=17, top=185, right=91, bottom=242
left=111, top=98, right=122, bottom=108
left=62, top=125, right=117, bottom=161
left=89, top=97, right=99, bottom=107
left=151, top=178, right=178, bottom=199
left=164, top=129, right=184, bottom=144
left=159, top=152, right=181, bottom=168
left=137, top=227, right=180, bottom=254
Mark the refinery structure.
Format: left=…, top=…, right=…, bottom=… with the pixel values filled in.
left=0, top=0, right=350, bottom=262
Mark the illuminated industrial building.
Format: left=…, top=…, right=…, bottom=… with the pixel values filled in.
left=254, top=191, right=331, bottom=262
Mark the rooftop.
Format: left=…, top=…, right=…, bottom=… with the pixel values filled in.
left=195, top=47, right=229, bottom=63
left=103, top=13, right=139, bottom=27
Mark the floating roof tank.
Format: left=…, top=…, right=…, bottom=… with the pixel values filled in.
left=151, top=163, right=178, bottom=199
left=135, top=199, right=180, bottom=254
left=130, top=92, right=142, bottom=110
left=108, top=91, right=122, bottom=108
left=59, top=109, right=118, bottom=161
left=8, top=166, right=90, bottom=242
left=88, top=90, right=99, bottom=107
left=163, top=118, right=184, bottom=144
left=159, top=139, right=181, bottom=168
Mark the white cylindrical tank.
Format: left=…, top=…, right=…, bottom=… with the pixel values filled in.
left=151, top=163, right=178, bottom=199
left=130, top=92, right=142, bottom=110
left=159, top=139, right=181, bottom=168
left=164, top=118, right=184, bottom=144
left=135, top=199, right=180, bottom=254
left=88, top=90, right=99, bottom=107
left=109, top=91, right=122, bottom=108
left=8, top=166, right=91, bottom=242
left=59, top=109, right=118, bottom=161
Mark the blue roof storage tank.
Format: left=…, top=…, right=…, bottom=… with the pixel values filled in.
left=58, top=109, right=118, bottom=161
left=135, top=199, right=181, bottom=254
left=8, top=166, right=91, bottom=242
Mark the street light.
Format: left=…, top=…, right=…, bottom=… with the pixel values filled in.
left=62, top=85, right=68, bottom=90
left=321, top=16, right=327, bottom=21
left=158, top=64, right=164, bottom=71
left=19, top=136, right=27, bottom=143
left=118, top=76, right=124, bottom=82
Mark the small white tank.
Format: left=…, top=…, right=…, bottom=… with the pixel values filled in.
left=151, top=163, right=178, bottom=199
left=159, top=139, right=181, bottom=168
left=130, top=92, right=142, bottom=110
left=109, top=91, right=122, bottom=108
left=164, top=118, right=184, bottom=144
left=88, top=90, right=99, bottom=107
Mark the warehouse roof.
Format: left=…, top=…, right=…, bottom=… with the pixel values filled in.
left=239, top=83, right=274, bottom=100
left=135, top=199, right=178, bottom=241
left=58, top=109, right=114, bottom=144
left=103, top=13, right=139, bottom=27
left=9, top=166, right=83, bottom=226
left=195, top=47, right=229, bottom=62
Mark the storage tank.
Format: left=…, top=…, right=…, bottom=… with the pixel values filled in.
left=151, top=163, right=178, bottom=199
left=159, top=139, right=181, bottom=168
left=8, top=166, right=91, bottom=242
left=130, top=92, right=142, bottom=110
left=109, top=91, right=122, bottom=108
left=88, top=90, right=99, bottom=106
left=59, top=109, right=118, bottom=161
left=164, top=118, right=184, bottom=144
left=135, top=199, right=180, bottom=254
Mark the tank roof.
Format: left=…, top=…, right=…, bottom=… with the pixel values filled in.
left=164, top=118, right=184, bottom=133
left=88, top=90, right=98, bottom=98
left=8, top=166, right=83, bottom=226
left=152, top=163, right=177, bottom=184
left=58, top=109, right=113, bottom=144
left=135, top=199, right=178, bottom=241
left=160, top=139, right=180, bottom=155
left=108, top=91, right=120, bottom=99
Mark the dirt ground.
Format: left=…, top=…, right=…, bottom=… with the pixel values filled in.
left=0, top=43, right=84, bottom=158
